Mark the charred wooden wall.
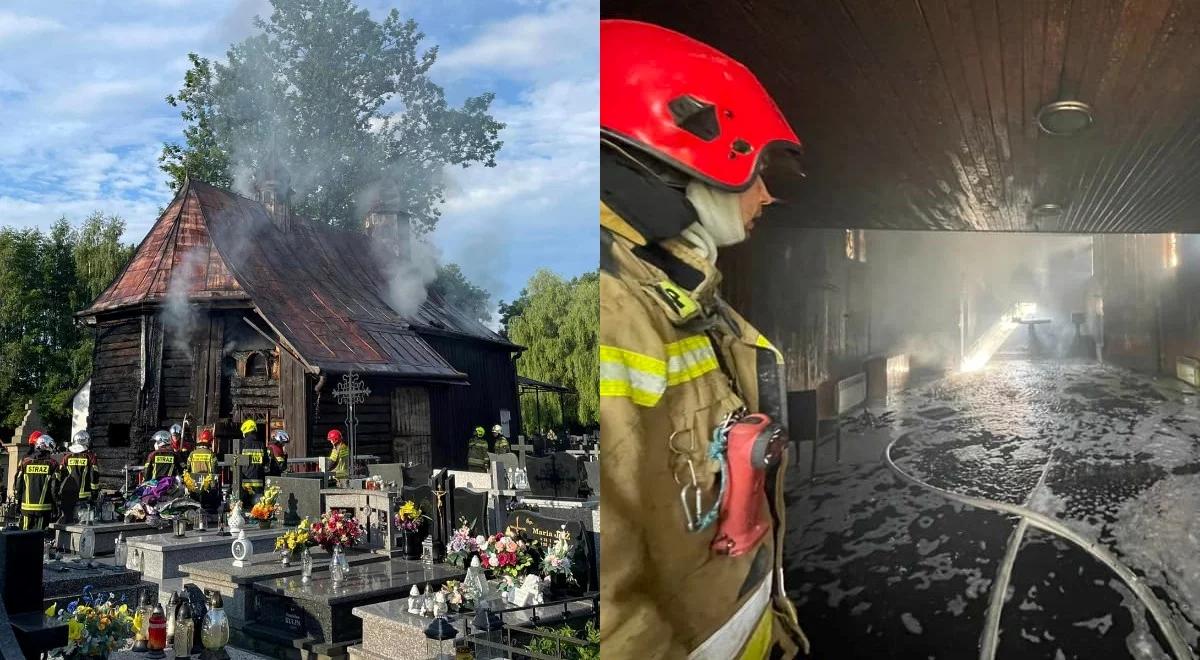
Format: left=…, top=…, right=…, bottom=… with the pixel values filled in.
left=307, top=377, right=395, bottom=464
left=1094, top=233, right=1200, bottom=375
left=420, top=335, right=520, bottom=469
left=722, top=225, right=870, bottom=392
left=88, top=318, right=143, bottom=475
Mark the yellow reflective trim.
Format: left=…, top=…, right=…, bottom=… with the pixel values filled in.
left=755, top=335, right=785, bottom=365
left=666, top=357, right=719, bottom=386
left=599, top=345, right=666, bottom=376
left=600, top=378, right=663, bottom=407
left=24, top=464, right=49, bottom=475
left=738, top=609, right=774, bottom=660
left=154, top=455, right=175, bottom=464
left=665, top=335, right=720, bottom=385
left=67, top=457, right=88, bottom=466
left=21, top=503, right=51, bottom=511
left=664, top=335, right=710, bottom=356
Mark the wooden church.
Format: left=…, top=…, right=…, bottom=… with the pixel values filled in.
left=75, top=174, right=521, bottom=479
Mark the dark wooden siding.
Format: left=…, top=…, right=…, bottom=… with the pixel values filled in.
left=88, top=319, right=142, bottom=474
left=307, top=376, right=395, bottom=463
left=279, top=350, right=309, bottom=458
left=419, top=335, right=520, bottom=469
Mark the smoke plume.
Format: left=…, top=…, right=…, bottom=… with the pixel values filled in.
left=162, top=249, right=205, bottom=354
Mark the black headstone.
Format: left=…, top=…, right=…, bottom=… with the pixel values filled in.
left=584, top=462, right=600, bottom=499
left=1, top=531, right=43, bottom=615
left=551, top=452, right=584, bottom=498
left=452, top=488, right=490, bottom=536
left=525, top=455, right=557, bottom=497
left=401, top=464, right=431, bottom=488
left=505, top=510, right=592, bottom=589
left=368, top=463, right=405, bottom=488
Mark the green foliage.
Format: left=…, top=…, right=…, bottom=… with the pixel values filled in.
left=524, top=620, right=600, bottom=660
left=0, top=214, right=134, bottom=437
left=508, top=270, right=599, bottom=433
left=159, top=0, right=504, bottom=232
left=431, top=263, right=491, bottom=326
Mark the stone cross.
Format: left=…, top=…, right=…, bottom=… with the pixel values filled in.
left=509, top=436, right=533, bottom=469
left=332, top=372, right=371, bottom=480
left=221, top=436, right=247, bottom=496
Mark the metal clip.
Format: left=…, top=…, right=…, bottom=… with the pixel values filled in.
left=678, top=459, right=705, bottom=531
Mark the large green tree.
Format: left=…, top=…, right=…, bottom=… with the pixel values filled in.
left=508, top=270, right=599, bottom=433
left=160, top=0, right=504, bottom=233
left=0, top=214, right=134, bottom=437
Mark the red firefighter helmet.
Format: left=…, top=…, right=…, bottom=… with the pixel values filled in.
left=327, top=429, right=343, bottom=444
left=28, top=430, right=42, bottom=447
left=600, top=19, right=803, bottom=191
left=198, top=429, right=213, bottom=445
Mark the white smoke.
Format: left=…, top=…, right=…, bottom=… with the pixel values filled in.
left=161, top=249, right=205, bottom=354
left=373, top=232, right=441, bottom=320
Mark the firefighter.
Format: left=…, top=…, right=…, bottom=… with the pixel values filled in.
left=467, top=426, right=489, bottom=472
left=188, top=429, right=220, bottom=514
left=599, top=20, right=808, bottom=659
left=170, top=423, right=191, bottom=468
left=268, top=430, right=290, bottom=476
left=14, top=434, right=60, bottom=530
left=62, top=430, right=100, bottom=507
left=490, top=424, right=511, bottom=454
left=326, top=429, right=349, bottom=485
left=143, top=431, right=179, bottom=482
left=238, top=419, right=267, bottom=508
left=24, top=429, right=43, bottom=457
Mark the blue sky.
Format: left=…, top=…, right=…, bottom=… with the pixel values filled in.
left=0, top=0, right=597, bottom=310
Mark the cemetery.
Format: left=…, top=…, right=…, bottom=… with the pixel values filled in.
left=0, top=388, right=599, bottom=659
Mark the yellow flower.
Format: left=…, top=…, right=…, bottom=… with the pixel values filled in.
left=44, top=603, right=56, bottom=617
left=68, top=619, right=84, bottom=641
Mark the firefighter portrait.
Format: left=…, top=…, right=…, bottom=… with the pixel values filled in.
left=599, top=19, right=808, bottom=659
left=143, top=430, right=180, bottom=482
left=239, top=418, right=267, bottom=506
left=14, top=433, right=61, bottom=530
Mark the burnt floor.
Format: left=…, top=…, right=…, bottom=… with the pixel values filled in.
left=783, top=360, right=1200, bottom=660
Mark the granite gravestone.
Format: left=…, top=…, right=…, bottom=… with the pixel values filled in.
left=2, top=530, right=67, bottom=658
left=368, top=463, right=405, bottom=488
left=551, top=452, right=584, bottom=498
left=400, top=485, right=435, bottom=518
left=268, top=475, right=328, bottom=527
left=505, top=510, right=591, bottom=589
left=401, top=464, right=431, bottom=488
left=526, top=453, right=586, bottom=498
left=524, top=455, right=556, bottom=498
left=452, top=488, right=490, bottom=536
left=584, top=462, right=600, bottom=500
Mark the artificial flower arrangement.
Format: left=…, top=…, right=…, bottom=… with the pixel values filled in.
left=309, top=509, right=365, bottom=551
left=444, top=518, right=481, bottom=567
left=541, top=525, right=578, bottom=584
left=46, top=586, right=138, bottom=660
left=181, top=470, right=217, bottom=493
left=274, top=518, right=313, bottom=557
left=478, top=527, right=534, bottom=579
left=249, top=484, right=282, bottom=521
left=439, top=580, right=471, bottom=611
left=122, top=476, right=199, bottom=526
left=393, top=500, right=430, bottom=534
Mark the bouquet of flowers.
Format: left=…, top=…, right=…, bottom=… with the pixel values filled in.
left=309, top=509, right=365, bottom=551
left=181, top=470, right=217, bottom=493
left=123, top=476, right=198, bottom=525
left=46, top=586, right=138, bottom=659
left=478, top=527, right=533, bottom=579
left=274, top=518, right=313, bottom=556
left=249, top=485, right=282, bottom=521
left=393, top=500, right=429, bottom=534
left=445, top=518, right=481, bottom=566
left=439, top=580, right=471, bottom=610
left=541, top=525, right=578, bottom=584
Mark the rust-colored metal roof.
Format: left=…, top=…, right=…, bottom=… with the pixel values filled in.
left=81, top=179, right=515, bottom=378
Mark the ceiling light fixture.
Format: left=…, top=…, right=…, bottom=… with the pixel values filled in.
left=1036, top=101, right=1094, bottom=136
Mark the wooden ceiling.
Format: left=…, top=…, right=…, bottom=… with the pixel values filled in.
left=602, top=0, right=1200, bottom=233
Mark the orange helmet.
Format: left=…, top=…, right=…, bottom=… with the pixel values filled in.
left=327, top=429, right=343, bottom=444
left=198, top=429, right=213, bottom=445
left=600, top=19, right=802, bottom=191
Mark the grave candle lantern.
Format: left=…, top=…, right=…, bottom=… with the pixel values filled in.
left=132, top=591, right=153, bottom=652
left=174, top=600, right=194, bottom=658
left=424, top=616, right=458, bottom=660
left=201, top=590, right=230, bottom=650
left=147, top=603, right=167, bottom=656
left=472, top=602, right=505, bottom=649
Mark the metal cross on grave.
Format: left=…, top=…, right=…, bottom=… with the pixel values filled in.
left=332, top=371, right=371, bottom=480
left=509, top=436, right=533, bottom=469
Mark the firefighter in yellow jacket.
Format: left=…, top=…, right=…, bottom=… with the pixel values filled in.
left=600, top=20, right=809, bottom=659
left=14, top=434, right=61, bottom=530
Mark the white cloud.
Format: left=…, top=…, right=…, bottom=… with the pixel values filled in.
left=436, top=0, right=596, bottom=83
left=89, top=24, right=209, bottom=50
left=0, top=12, right=62, bottom=41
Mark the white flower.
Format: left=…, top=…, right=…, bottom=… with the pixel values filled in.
left=475, top=535, right=486, bottom=546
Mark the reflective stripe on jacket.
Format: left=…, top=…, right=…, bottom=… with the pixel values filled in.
left=599, top=202, right=807, bottom=659
left=144, top=450, right=179, bottom=481
left=63, top=451, right=99, bottom=498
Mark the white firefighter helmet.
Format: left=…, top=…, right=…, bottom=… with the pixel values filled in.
left=492, top=424, right=503, bottom=434
left=152, top=430, right=171, bottom=449
left=272, top=430, right=290, bottom=444
left=169, top=423, right=183, bottom=436
left=69, top=430, right=91, bottom=453
left=35, top=434, right=56, bottom=452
